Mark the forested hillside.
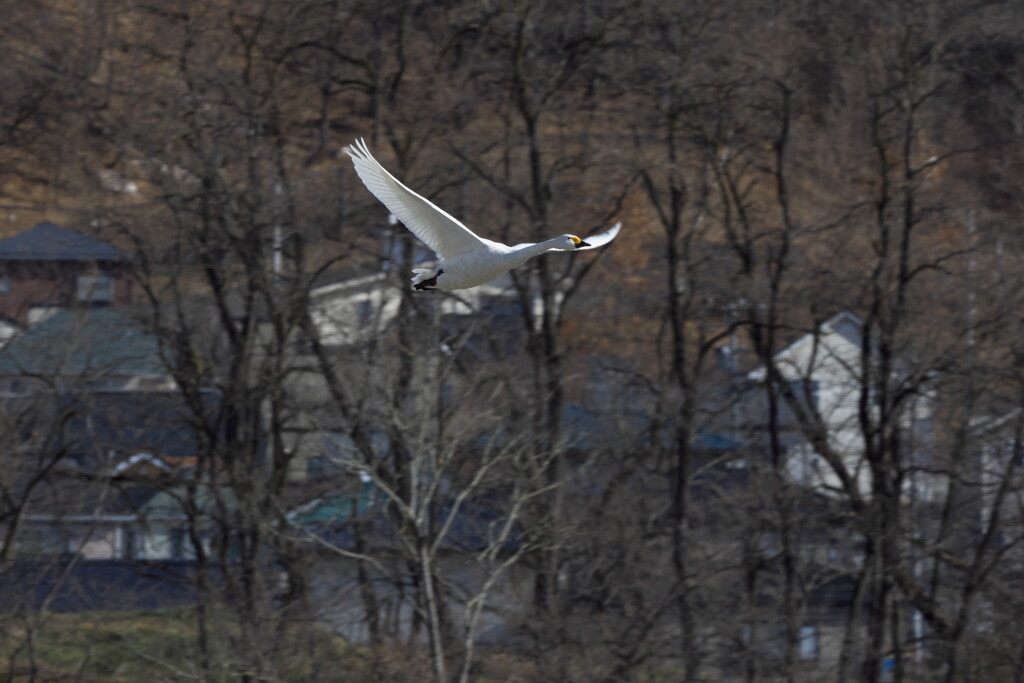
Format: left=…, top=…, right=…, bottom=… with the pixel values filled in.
left=3, top=0, right=1024, bottom=681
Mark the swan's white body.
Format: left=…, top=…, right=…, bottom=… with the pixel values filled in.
left=344, top=138, right=621, bottom=290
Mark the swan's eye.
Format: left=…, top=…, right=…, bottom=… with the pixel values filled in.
left=569, top=236, right=581, bottom=245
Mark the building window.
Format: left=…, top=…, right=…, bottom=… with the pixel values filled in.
left=169, top=527, right=193, bottom=560
left=357, top=299, right=373, bottom=326
left=799, top=624, right=820, bottom=661
left=307, top=456, right=329, bottom=477
left=123, top=528, right=138, bottom=559
left=0, top=275, right=10, bottom=294
left=77, top=274, right=114, bottom=305
left=715, top=344, right=738, bottom=372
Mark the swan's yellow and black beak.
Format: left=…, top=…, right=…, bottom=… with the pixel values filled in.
left=570, top=235, right=590, bottom=248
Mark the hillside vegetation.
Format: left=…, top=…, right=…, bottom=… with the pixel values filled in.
left=3, top=1, right=1024, bottom=682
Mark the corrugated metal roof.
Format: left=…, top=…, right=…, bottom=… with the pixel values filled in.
left=0, top=222, right=128, bottom=262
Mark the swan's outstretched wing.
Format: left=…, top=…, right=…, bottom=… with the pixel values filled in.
left=576, top=222, right=622, bottom=250
left=345, top=139, right=486, bottom=259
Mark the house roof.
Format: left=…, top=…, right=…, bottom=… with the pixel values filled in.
left=70, top=390, right=221, bottom=462
left=0, top=222, right=128, bottom=262
left=0, top=388, right=220, bottom=472
left=110, top=451, right=173, bottom=476
left=0, top=308, right=166, bottom=377
left=288, top=485, right=377, bottom=525
left=691, top=429, right=746, bottom=451
left=747, top=311, right=862, bottom=381
left=773, top=310, right=861, bottom=361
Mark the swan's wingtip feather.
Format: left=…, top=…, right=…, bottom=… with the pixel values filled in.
left=342, top=137, right=371, bottom=161
left=577, top=221, right=622, bottom=249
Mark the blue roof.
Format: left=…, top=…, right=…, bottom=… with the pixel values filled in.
left=0, top=222, right=128, bottom=262
left=691, top=429, right=746, bottom=451
left=0, top=308, right=165, bottom=377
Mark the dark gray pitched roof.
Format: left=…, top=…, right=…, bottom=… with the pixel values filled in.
left=0, top=222, right=128, bottom=262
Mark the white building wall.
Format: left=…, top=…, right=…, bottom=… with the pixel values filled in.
left=753, top=313, right=936, bottom=500
left=136, top=523, right=174, bottom=559
left=78, top=524, right=123, bottom=559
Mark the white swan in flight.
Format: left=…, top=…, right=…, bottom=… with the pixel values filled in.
left=344, top=138, right=621, bottom=290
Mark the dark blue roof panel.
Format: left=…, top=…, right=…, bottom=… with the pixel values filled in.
left=0, top=222, right=128, bottom=262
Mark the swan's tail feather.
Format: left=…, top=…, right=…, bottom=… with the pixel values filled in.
left=411, top=267, right=443, bottom=290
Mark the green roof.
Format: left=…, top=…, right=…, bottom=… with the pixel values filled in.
left=290, top=484, right=378, bottom=525
left=0, top=308, right=166, bottom=377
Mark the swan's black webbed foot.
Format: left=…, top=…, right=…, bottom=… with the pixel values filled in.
left=414, top=269, right=443, bottom=291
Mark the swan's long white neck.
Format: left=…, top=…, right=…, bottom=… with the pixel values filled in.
left=511, top=237, right=566, bottom=261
